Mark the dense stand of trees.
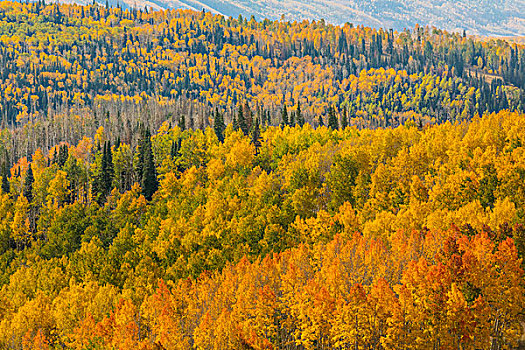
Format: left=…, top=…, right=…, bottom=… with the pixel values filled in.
left=0, top=110, right=524, bottom=348
left=0, top=1, right=523, bottom=163
left=0, top=2, right=524, bottom=349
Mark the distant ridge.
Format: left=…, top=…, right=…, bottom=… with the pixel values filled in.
left=88, top=0, right=525, bottom=37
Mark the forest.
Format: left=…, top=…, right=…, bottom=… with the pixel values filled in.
left=0, top=0, right=524, bottom=162
left=0, top=1, right=525, bottom=349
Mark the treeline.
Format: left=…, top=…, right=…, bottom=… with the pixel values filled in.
left=0, top=1, right=524, bottom=162
left=1, top=110, right=525, bottom=347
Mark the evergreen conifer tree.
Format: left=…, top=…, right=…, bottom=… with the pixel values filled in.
left=232, top=115, right=239, bottom=131
left=281, top=104, right=289, bottom=126
left=93, top=141, right=114, bottom=204
left=142, top=138, right=158, bottom=200
left=170, top=139, right=178, bottom=158
left=138, top=128, right=158, bottom=200
left=23, top=164, right=34, bottom=203
left=214, top=108, right=226, bottom=142
left=58, top=144, right=68, bottom=167
left=297, top=102, right=304, bottom=126
left=1, top=158, right=9, bottom=194
left=135, top=124, right=146, bottom=185
left=251, top=118, right=262, bottom=154
left=244, top=101, right=253, bottom=131
left=101, top=141, right=114, bottom=196
left=1, top=168, right=9, bottom=194
left=341, top=105, right=349, bottom=129
left=328, top=106, right=338, bottom=129
left=238, top=106, right=248, bottom=136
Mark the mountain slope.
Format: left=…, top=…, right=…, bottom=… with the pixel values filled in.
left=108, top=0, right=525, bottom=37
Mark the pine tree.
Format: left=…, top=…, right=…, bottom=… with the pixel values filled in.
left=101, top=141, right=114, bottom=196
left=244, top=101, right=253, bottom=131
left=1, top=159, right=9, bottom=194
left=23, top=164, right=34, bottom=203
left=341, top=105, right=349, bottom=129
left=170, top=139, right=179, bottom=158
left=51, top=148, right=57, bottom=165
left=1, top=169, right=8, bottom=194
left=281, top=104, right=289, bottom=126
left=214, top=108, right=226, bottom=142
left=93, top=141, right=114, bottom=204
left=135, top=124, right=146, bottom=185
left=142, top=141, right=158, bottom=201
left=318, top=115, right=324, bottom=127
left=58, top=144, right=68, bottom=167
left=238, top=106, right=248, bottom=136
left=139, top=128, right=158, bottom=200
left=297, top=102, right=304, bottom=126
left=251, top=118, right=262, bottom=154
left=328, top=106, right=338, bottom=129
left=232, top=115, right=239, bottom=131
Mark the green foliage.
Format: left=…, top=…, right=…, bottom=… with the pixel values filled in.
left=23, top=164, right=33, bottom=203
left=138, top=129, right=158, bottom=201
left=0, top=1, right=523, bottom=165
left=93, top=141, right=114, bottom=205
left=0, top=4, right=522, bottom=346
left=327, top=106, right=338, bottom=130
left=213, top=108, right=226, bottom=143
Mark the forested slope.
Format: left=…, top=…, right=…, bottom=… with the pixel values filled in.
left=0, top=2, right=525, bottom=349
left=0, top=1, right=524, bottom=164
left=61, top=0, right=525, bottom=37
left=1, top=110, right=525, bottom=348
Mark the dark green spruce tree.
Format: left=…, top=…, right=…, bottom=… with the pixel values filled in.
left=23, top=163, right=37, bottom=233
left=138, top=128, right=158, bottom=200
left=328, top=106, right=339, bottom=129
left=318, top=115, right=325, bottom=127
left=136, top=125, right=146, bottom=185
left=341, top=105, right=349, bottom=129
left=232, top=114, right=239, bottom=131
left=93, top=141, right=114, bottom=204
left=57, top=144, right=68, bottom=167
left=238, top=106, right=249, bottom=136
left=251, top=118, right=262, bottom=154
left=281, top=104, right=289, bottom=126
left=297, top=102, right=305, bottom=127
left=1, top=164, right=9, bottom=194
left=214, top=108, right=226, bottom=142
left=170, top=139, right=181, bottom=158
left=101, top=141, right=114, bottom=197
left=51, top=148, right=57, bottom=165
left=142, top=140, right=158, bottom=201
left=23, top=164, right=34, bottom=203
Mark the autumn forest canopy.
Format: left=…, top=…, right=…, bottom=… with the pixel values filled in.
left=1, top=1, right=525, bottom=349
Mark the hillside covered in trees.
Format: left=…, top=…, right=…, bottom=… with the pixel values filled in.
left=0, top=1, right=525, bottom=349
left=3, top=110, right=525, bottom=348
left=0, top=1, right=524, bottom=163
